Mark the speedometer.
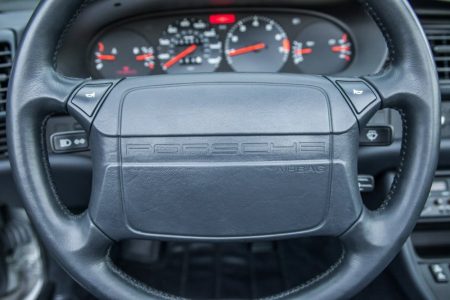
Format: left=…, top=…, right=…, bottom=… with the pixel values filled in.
left=225, top=16, right=290, bottom=72
left=157, top=18, right=222, bottom=74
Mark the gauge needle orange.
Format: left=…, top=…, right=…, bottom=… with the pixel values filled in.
left=136, top=53, right=153, bottom=61
left=331, top=45, right=351, bottom=52
left=135, top=53, right=154, bottom=61
left=295, top=48, right=313, bottom=55
left=163, top=44, right=198, bottom=70
left=228, top=42, right=266, bottom=57
left=96, top=54, right=116, bottom=61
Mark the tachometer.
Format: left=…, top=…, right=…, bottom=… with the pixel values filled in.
left=157, top=18, right=222, bottom=74
left=92, top=30, right=155, bottom=79
left=225, top=16, right=290, bottom=72
left=292, top=21, right=353, bottom=74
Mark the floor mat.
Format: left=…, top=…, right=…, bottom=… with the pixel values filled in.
left=113, top=237, right=343, bottom=299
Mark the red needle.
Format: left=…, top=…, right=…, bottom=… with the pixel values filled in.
left=163, top=44, right=198, bottom=70
left=96, top=54, right=116, bottom=61
left=331, top=45, right=351, bottom=53
left=282, top=39, right=291, bottom=52
left=295, top=48, right=313, bottom=55
left=228, top=43, right=266, bottom=57
left=98, top=42, right=105, bottom=52
left=136, top=53, right=154, bottom=61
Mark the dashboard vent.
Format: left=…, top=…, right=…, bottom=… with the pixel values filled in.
left=0, top=30, right=15, bottom=158
left=0, top=40, right=12, bottom=113
left=422, top=18, right=450, bottom=84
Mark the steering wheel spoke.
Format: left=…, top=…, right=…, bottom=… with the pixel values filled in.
left=67, top=78, right=121, bottom=132
left=327, top=76, right=382, bottom=128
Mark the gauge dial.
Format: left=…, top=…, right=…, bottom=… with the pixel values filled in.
left=225, top=16, right=290, bottom=72
left=292, top=21, right=353, bottom=74
left=157, top=18, right=222, bottom=74
left=92, top=30, right=155, bottom=79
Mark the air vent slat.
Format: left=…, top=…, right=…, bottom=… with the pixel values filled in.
left=0, top=62, right=12, bottom=69
left=422, top=19, right=450, bottom=83
left=434, top=45, right=450, bottom=54
left=434, top=56, right=450, bottom=62
left=427, top=35, right=450, bottom=41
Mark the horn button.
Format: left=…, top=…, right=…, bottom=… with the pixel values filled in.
left=87, top=75, right=363, bottom=240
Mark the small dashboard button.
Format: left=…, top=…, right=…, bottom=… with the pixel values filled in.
left=358, top=175, right=375, bottom=192
left=51, top=131, right=89, bottom=153
left=71, top=84, right=111, bottom=117
left=429, top=264, right=448, bottom=283
left=360, top=126, right=392, bottom=146
left=337, top=81, right=377, bottom=113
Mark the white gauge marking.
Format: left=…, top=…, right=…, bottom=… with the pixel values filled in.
left=194, top=21, right=207, bottom=29
left=159, top=38, right=170, bottom=46
left=209, top=42, right=222, bottom=50
left=168, top=25, right=178, bottom=34
left=292, top=17, right=301, bottom=25
left=204, top=29, right=216, bottom=38
left=158, top=53, right=170, bottom=60
left=180, top=19, right=190, bottom=27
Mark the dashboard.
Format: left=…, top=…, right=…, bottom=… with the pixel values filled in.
left=89, top=11, right=355, bottom=78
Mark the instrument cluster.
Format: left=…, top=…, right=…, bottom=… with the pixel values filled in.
left=90, top=11, right=354, bottom=79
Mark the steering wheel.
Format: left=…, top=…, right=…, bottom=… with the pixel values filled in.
left=7, top=0, right=440, bottom=299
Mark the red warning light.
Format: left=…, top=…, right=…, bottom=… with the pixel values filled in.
left=209, top=14, right=236, bottom=25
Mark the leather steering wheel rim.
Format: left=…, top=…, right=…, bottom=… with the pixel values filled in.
left=7, top=0, right=440, bottom=299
